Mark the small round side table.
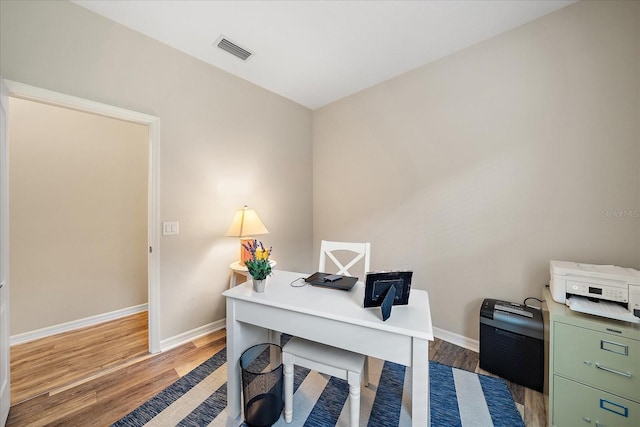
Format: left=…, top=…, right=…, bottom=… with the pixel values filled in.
left=229, top=260, right=277, bottom=288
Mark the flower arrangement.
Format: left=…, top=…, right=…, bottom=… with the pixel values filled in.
left=242, top=239, right=273, bottom=281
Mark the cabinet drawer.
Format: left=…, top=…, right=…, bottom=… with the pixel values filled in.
left=554, top=322, right=639, bottom=401
left=553, top=375, right=640, bottom=427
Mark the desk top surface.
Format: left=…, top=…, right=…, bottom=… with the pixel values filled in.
left=223, top=269, right=433, bottom=341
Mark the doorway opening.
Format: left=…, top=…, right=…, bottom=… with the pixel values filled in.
left=4, top=80, right=160, bottom=353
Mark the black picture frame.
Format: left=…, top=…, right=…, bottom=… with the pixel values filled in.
left=363, top=271, right=413, bottom=308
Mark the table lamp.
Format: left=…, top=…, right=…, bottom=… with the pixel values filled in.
left=226, top=205, right=269, bottom=265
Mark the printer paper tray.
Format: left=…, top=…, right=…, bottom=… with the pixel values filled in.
left=566, top=296, right=640, bottom=324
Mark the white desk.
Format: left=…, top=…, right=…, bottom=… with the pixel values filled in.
left=223, top=270, right=433, bottom=426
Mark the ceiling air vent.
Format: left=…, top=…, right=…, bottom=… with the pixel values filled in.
left=215, top=36, right=253, bottom=61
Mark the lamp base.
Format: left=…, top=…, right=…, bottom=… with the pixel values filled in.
left=239, top=237, right=255, bottom=266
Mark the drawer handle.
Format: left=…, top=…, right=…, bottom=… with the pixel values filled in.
left=582, top=416, right=592, bottom=423
left=595, top=363, right=632, bottom=378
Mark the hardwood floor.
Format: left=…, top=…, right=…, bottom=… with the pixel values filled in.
left=10, top=311, right=150, bottom=406
left=7, top=313, right=226, bottom=426
left=8, top=314, right=546, bottom=426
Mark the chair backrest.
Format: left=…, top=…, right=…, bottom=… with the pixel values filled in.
left=318, top=240, right=371, bottom=277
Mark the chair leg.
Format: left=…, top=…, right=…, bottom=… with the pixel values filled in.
left=283, top=354, right=294, bottom=423
left=348, top=381, right=361, bottom=427
left=347, top=370, right=361, bottom=427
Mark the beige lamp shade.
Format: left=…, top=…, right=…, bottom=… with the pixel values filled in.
left=226, top=205, right=269, bottom=237
left=226, top=205, right=269, bottom=264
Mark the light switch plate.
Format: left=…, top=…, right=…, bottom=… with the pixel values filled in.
left=162, top=221, right=179, bottom=235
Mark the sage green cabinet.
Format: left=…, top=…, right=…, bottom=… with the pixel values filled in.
left=543, top=287, right=640, bottom=427
left=553, top=376, right=640, bottom=427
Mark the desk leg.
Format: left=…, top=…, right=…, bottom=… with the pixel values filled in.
left=269, top=329, right=282, bottom=346
left=225, top=298, right=270, bottom=422
left=411, top=338, right=429, bottom=427
left=268, top=329, right=282, bottom=369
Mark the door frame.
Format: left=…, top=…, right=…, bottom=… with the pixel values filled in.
left=5, top=80, right=161, bottom=353
left=1, top=78, right=10, bottom=427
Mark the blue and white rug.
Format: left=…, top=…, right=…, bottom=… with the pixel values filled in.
left=113, top=346, right=524, bottom=427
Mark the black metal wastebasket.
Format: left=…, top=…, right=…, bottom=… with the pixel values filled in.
left=240, top=343, right=284, bottom=427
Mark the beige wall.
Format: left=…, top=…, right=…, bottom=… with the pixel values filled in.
left=9, top=98, right=148, bottom=334
left=2, top=0, right=637, bottom=345
left=0, top=0, right=313, bottom=340
left=313, top=0, right=640, bottom=341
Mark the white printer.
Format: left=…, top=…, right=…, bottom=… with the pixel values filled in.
left=550, top=260, right=640, bottom=323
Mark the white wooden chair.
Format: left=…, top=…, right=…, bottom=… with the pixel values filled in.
left=283, top=337, right=365, bottom=426
left=319, top=240, right=372, bottom=382
left=319, top=240, right=371, bottom=277
left=281, top=240, right=372, bottom=425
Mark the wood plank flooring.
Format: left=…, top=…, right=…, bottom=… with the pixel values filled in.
left=8, top=313, right=546, bottom=426
left=10, top=311, right=150, bottom=406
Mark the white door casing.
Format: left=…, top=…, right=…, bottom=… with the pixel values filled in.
left=4, top=80, right=161, bottom=354
left=0, top=77, right=11, bottom=427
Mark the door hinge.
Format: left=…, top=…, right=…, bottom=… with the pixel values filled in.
left=149, top=246, right=153, bottom=254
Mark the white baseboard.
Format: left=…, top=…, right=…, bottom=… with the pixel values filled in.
left=10, top=303, right=149, bottom=346
left=160, top=319, right=226, bottom=352
left=433, top=326, right=479, bottom=353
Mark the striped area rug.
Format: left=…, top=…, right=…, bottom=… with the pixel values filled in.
left=113, top=346, right=524, bottom=427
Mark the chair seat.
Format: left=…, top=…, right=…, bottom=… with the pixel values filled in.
left=283, top=337, right=365, bottom=379
left=283, top=337, right=366, bottom=426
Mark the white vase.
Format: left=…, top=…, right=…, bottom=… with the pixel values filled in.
left=252, top=278, right=266, bottom=293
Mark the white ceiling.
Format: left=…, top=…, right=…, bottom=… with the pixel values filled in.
left=73, top=0, right=575, bottom=109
